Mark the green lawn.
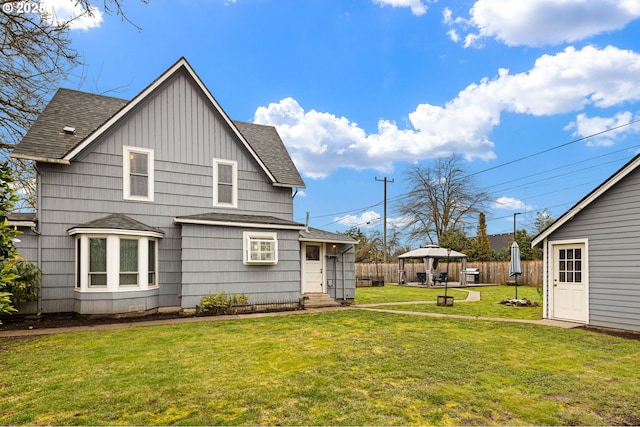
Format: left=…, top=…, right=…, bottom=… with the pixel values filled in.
left=357, top=284, right=543, bottom=320
left=1, top=307, right=639, bottom=425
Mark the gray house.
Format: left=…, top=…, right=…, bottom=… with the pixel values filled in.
left=10, top=57, right=356, bottom=316
left=532, top=154, right=640, bottom=332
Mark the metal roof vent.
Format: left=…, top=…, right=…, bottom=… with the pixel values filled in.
left=63, top=126, right=76, bottom=134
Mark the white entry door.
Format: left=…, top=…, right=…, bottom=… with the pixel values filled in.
left=553, top=243, right=588, bottom=323
left=302, top=243, right=323, bottom=293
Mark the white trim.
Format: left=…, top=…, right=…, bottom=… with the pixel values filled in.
left=243, top=231, right=278, bottom=265
left=68, top=227, right=164, bottom=238
left=11, top=153, right=71, bottom=164
left=62, top=58, right=278, bottom=185
left=533, top=155, right=640, bottom=246
left=123, top=145, right=154, bottom=202
left=8, top=221, right=36, bottom=228
left=173, top=217, right=306, bottom=230
left=74, top=233, right=160, bottom=292
left=547, top=238, right=589, bottom=324
left=212, top=158, right=238, bottom=208
left=301, top=242, right=325, bottom=293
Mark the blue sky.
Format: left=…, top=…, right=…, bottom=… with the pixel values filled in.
left=44, top=0, right=640, bottom=239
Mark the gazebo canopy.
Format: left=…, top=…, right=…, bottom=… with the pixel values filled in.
left=397, top=245, right=468, bottom=285
left=398, top=245, right=467, bottom=260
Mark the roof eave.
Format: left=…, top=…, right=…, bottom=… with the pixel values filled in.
left=10, top=153, right=70, bottom=165
left=532, top=154, right=640, bottom=247
left=273, top=182, right=306, bottom=189
left=174, top=217, right=307, bottom=231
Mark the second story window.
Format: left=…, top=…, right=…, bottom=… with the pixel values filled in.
left=123, top=146, right=154, bottom=201
left=213, top=158, right=237, bottom=208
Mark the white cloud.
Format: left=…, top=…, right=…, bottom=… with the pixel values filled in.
left=334, top=211, right=382, bottom=228
left=42, top=0, right=103, bottom=30
left=255, top=45, right=640, bottom=179
left=565, top=112, right=640, bottom=147
left=372, top=0, right=429, bottom=16
left=448, top=0, right=640, bottom=48
left=492, top=196, right=532, bottom=211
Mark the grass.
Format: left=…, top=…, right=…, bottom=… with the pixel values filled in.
left=1, top=304, right=639, bottom=425
left=357, top=284, right=543, bottom=320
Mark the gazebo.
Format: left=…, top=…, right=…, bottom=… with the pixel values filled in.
left=398, top=244, right=468, bottom=286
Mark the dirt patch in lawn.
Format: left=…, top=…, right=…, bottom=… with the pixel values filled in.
left=0, top=311, right=188, bottom=332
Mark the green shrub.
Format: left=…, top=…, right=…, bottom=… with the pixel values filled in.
left=199, top=291, right=248, bottom=315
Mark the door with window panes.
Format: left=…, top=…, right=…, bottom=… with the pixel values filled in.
left=302, top=243, right=323, bottom=293
left=553, top=243, right=588, bottom=322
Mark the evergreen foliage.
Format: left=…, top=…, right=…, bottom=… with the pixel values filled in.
left=0, top=162, right=40, bottom=322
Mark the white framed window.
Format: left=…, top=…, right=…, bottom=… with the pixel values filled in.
left=89, top=237, right=107, bottom=288
left=243, top=231, right=278, bottom=265
left=73, top=234, right=159, bottom=292
left=119, top=239, right=139, bottom=286
left=123, top=146, right=154, bottom=201
left=148, top=240, right=157, bottom=286
left=213, top=158, right=237, bottom=208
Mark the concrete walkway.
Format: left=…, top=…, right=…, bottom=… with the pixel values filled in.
left=351, top=288, right=581, bottom=329
left=0, top=289, right=581, bottom=338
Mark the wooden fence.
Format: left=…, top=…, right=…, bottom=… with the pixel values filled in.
left=356, top=260, right=543, bottom=286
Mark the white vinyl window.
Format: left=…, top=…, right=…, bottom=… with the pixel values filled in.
left=119, top=239, right=139, bottom=286
left=123, top=146, right=154, bottom=201
left=213, top=158, right=237, bottom=207
left=243, top=232, right=278, bottom=265
left=88, top=238, right=107, bottom=288
left=74, top=234, right=159, bottom=291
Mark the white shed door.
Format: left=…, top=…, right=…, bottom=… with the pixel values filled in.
left=302, top=243, right=323, bottom=293
left=553, top=244, right=587, bottom=323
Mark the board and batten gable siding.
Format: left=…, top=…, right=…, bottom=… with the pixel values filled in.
left=180, top=225, right=302, bottom=308
left=544, top=167, right=640, bottom=332
left=34, top=69, right=296, bottom=314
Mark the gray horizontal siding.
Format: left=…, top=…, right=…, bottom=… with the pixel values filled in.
left=180, top=225, right=301, bottom=308
left=34, top=70, right=298, bottom=314
left=548, top=168, right=640, bottom=332
left=74, top=289, right=159, bottom=315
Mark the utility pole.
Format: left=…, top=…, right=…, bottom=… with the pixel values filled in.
left=375, top=176, right=394, bottom=263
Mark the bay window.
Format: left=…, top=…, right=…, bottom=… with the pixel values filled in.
left=73, top=234, right=159, bottom=292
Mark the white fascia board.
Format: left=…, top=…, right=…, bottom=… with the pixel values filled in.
left=8, top=221, right=36, bottom=228
left=10, top=153, right=70, bottom=165
left=174, top=217, right=306, bottom=231
left=299, top=236, right=357, bottom=244
left=532, top=155, right=640, bottom=247
left=67, top=227, right=164, bottom=238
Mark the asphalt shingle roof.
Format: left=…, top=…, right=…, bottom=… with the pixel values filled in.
left=69, top=213, right=164, bottom=235
left=13, top=87, right=305, bottom=188
left=299, top=227, right=358, bottom=244
left=175, top=212, right=305, bottom=228
left=12, top=88, right=127, bottom=161
left=233, top=121, right=305, bottom=188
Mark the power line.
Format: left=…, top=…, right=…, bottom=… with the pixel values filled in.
left=303, top=119, right=640, bottom=228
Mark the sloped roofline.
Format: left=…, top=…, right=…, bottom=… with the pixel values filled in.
left=63, top=57, right=282, bottom=186
left=532, top=153, right=640, bottom=247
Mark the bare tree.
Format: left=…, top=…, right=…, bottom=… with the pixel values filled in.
left=1, top=0, right=145, bottom=209
left=397, top=154, right=490, bottom=246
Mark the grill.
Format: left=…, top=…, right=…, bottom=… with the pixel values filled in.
left=463, top=268, right=480, bottom=284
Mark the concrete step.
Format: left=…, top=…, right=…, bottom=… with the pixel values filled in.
left=302, top=293, right=341, bottom=308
